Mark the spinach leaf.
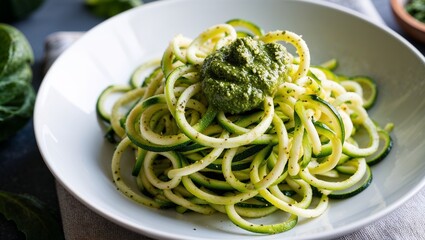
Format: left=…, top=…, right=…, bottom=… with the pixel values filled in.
left=0, top=0, right=45, bottom=23
left=0, top=24, right=35, bottom=142
left=0, top=191, right=64, bottom=240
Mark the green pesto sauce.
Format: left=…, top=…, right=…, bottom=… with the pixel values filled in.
left=201, top=36, right=291, bottom=114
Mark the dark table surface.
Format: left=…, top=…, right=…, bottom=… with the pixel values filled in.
left=1, top=0, right=424, bottom=239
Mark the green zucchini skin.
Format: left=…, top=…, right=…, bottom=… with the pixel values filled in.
left=329, top=165, right=373, bottom=199
left=366, top=129, right=393, bottom=166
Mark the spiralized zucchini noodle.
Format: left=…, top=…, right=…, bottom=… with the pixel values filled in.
left=96, top=19, right=393, bottom=234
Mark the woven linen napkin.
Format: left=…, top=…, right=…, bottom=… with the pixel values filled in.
left=56, top=183, right=425, bottom=240
left=48, top=1, right=424, bottom=239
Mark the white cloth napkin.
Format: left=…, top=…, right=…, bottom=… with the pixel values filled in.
left=50, top=1, right=425, bottom=239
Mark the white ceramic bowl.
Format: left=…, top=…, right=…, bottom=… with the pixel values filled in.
left=34, top=0, right=425, bottom=239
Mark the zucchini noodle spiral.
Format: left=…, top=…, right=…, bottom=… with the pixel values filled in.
left=96, top=19, right=393, bottom=234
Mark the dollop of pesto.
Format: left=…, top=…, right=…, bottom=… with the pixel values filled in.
left=201, top=36, right=291, bottom=114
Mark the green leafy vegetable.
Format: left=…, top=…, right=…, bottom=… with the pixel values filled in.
left=0, top=190, right=64, bottom=240
left=0, top=0, right=45, bottom=23
left=85, top=0, right=143, bottom=18
left=0, top=23, right=36, bottom=141
left=406, top=0, right=425, bottom=23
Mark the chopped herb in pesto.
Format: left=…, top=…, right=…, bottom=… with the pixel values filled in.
left=406, top=0, right=425, bottom=23
left=201, top=37, right=291, bottom=114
